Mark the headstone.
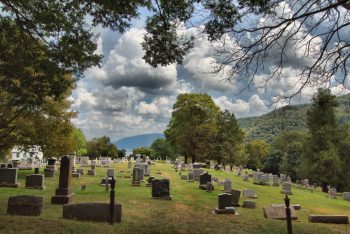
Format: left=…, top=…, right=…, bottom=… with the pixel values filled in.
left=87, top=169, right=95, bottom=176
left=151, top=179, right=172, bottom=200
left=193, top=168, right=204, bottom=181
left=263, top=205, right=297, bottom=220
left=243, top=174, right=249, bottom=182
left=343, top=192, right=350, bottom=201
left=328, top=188, right=337, bottom=199
left=7, top=195, right=43, bottom=216
left=224, top=180, right=232, bottom=193
left=76, top=169, right=84, bottom=175
left=212, top=177, right=219, bottom=182
left=107, top=169, right=115, bottom=178
left=242, top=200, right=256, bottom=209
left=51, top=156, right=75, bottom=204
left=199, top=172, right=211, bottom=189
left=287, top=175, right=291, bottom=182
left=261, top=174, right=270, bottom=185
left=273, top=175, right=279, bottom=186
left=132, top=168, right=141, bottom=186
left=0, top=168, right=19, bottom=187
left=231, top=189, right=241, bottom=207
left=243, top=189, right=257, bottom=199
left=25, top=174, right=45, bottom=189
left=128, top=161, right=132, bottom=169
left=72, top=173, right=80, bottom=178
left=188, top=172, right=194, bottom=181
left=280, top=174, right=286, bottom=183
left=214, top=193, right=235, bottom=214
left=63, top=203, right=122, bottom=223
left=146, top=176, right=155, bottom=187
left=308, top=215, right=349, bottom=224
left=34, top=168, right=39, bottom=174
left=281, top=182, right=292, bottom=195
left=206, top=182, right=214, bottom=192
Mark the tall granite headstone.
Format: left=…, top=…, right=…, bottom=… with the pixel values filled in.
left=51, top=156, right=75, bottom=204
left=152, top=179, right=172, bottom=200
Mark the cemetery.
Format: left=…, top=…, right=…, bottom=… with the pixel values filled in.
left=0, top=159, right=349, bottom=234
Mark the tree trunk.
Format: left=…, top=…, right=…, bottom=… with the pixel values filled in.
left=192, top=155, right=196, bottom=163
left=184, top=155, right=188, bottom=164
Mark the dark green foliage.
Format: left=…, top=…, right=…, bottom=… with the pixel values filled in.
left=263, top=151, right=283, bottom=175
left=150, top=138, right=175, bottom=160
left=87, top=136, right=118, bottom=159
left=132, top=146, right=153, bottom=158
left=117, top=149, right=126, bottom=158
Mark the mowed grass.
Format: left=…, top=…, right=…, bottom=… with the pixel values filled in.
left=0, top=162, right=350, bottom=234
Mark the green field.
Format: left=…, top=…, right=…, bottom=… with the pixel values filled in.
left=0, top=162, right=349, bottom=234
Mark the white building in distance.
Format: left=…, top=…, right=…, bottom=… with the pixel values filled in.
left=11, top=146, right=43, bottom=161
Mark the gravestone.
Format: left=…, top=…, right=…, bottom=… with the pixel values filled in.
left=281, top=182, right=293, bottom=195
left=243, top=189, right=257, bottom=199
left=0, top=168, right=19, bottom=188
left=128, top=161, right=132, bottom=169
left=199, top=172, right=211, bottom=190
left=72, top=173, right=80, bottom=178
left=51, top=156, right=75, bottom=204
left=280, top=174, right=286, bottom=183
left=25, top=174, right=45, bottom=189
left=132, top=168, right=141, bottom=186
left=242, top=200, right=256, bottom=209
left=44, top=158, right=56, bottom=177
left=7, top=195, right=43, bottom=216
left=76, top=169, right=84, bottom=175
left=188, top=172, right=194, bottom=182
left=107, top=169, right=115, bottom=178
left=34, top=168, right=39, bottom=174
left=146, top=176, right=155, bottom=187
left=193, top=168, right=204, bottom=181
left=152, top=179, right=172, bottom=200
left=63, top=203, right=122, bottom=223
left=181, top=175, right=188, bottom=180
left=224, top=180, right=232, bottom=193
left=263, top=205, right=297, bottom=220
left=87, top=169, right=96, bottom=176
left=214, top=193, right=235, bottom=214
left=243, top=174, right=249, bottom=182
left=308, top=215, right=349, bottom=224
left=231, top=189, right=241, bottom=207
left=261, top=174, right=270, bottom=185
left=273, top=175, right=279, bottom=186
left=212, top=177, right=219, bottom=182
left=206, top=182, right=214, bottom=192
left=343, top=192, right=350, bottom=201
left=328, top=188, right=337, bottom=199
left=139, top=168, right=144, bottom=181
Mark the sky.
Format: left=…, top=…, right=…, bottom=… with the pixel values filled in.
left=71, top=2, right=350, bottom=141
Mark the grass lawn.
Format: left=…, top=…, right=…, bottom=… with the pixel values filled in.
left=0, top=162, right=350, bottom=234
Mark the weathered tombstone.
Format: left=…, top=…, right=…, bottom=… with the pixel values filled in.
left=188, top=172, right=194, bottom=182
left=0, top=168, right=19, bottom=188
left=51, top=156, right=75, bottom=204
left=132, top=168, right=141, bottom=186
left=107, top=169, right=115, bottom=178
left=151, top=179, right=172, bottom=200
left=263, top=205, right=297, bottom=220
left=328, top=188, right=337, bottom=199
left=7, top=195, right=43, bottom=216
left=212, top=177, right=219, bottom=182
left=243, top=174, right=249, bottom=182
left=128, top=161, right=132, bottom=169
left=199, top=172, right=211, bottom=190
left=308, top=215, right=349, bottom=224
left=25, top=174, right=45, bottom=189
left=243, top=189, right=257, bottom=199
left=87, top=169, right=96, bottom=176
left=224, top=180, right=232, bottom=193
left=231, top=189, right=241, bottom=207
left=261, top=174, right=270, bottom=185
left=34, top=168, right=39, bottom=174
left=343, top=192, right=350, bottom=201
left=281, top=182, right=293, bottom=195
left=280, top=174, right=286, bottom=183
left=139, top=168, right=144, bottom=181
left=243, top=200, right=256, bottom=209
left=146, top=176, right=155, bottom=187
left=287, top=175, right=291, bottom=182
left=44, top=158, right=56, bottom=177
left=273, top=175, right=279, bottom=186
left=77, top=168, right=84, bottom=175
left=206, top=182, right=214, bottom=192
left=72, top=173, right=80, bottom=178
left=63, top=203, right=122, bottom=223
left=214, top=193, right=235, bottom=214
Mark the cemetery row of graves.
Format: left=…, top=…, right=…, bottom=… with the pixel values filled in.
left=0, top=156, right=350, bottom=233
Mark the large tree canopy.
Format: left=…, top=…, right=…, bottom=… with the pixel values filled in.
left=142, top=0, right=350, bottom=100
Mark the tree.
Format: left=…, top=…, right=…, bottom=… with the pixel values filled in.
left=72, top=128, right=87, bottom=156
left=245, top=139, right=270, bottom=170
left=132, top=146, right=153, bottom=158
left=263, top=151, right=283, bottom=175
left=209, top=110, right=244, bottom=165
left=0, top=1, right=150, bottom=149
left=86, top=136, right=118, bottom=159
left=280, top=142, right=303, bottom=181
left=301, top=88, right=349, bottom=192
left=142, top=0, right=350, bottom=100
left=150, top=138, right=176, bottom=160
left=117, top=149, right=127, bottom=158
left=164, top=93, right=220, bottom=163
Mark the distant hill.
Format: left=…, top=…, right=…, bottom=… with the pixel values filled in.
left=238, top=93, right=350, bottom=143
left=115, top=133, right=164, bottom=151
